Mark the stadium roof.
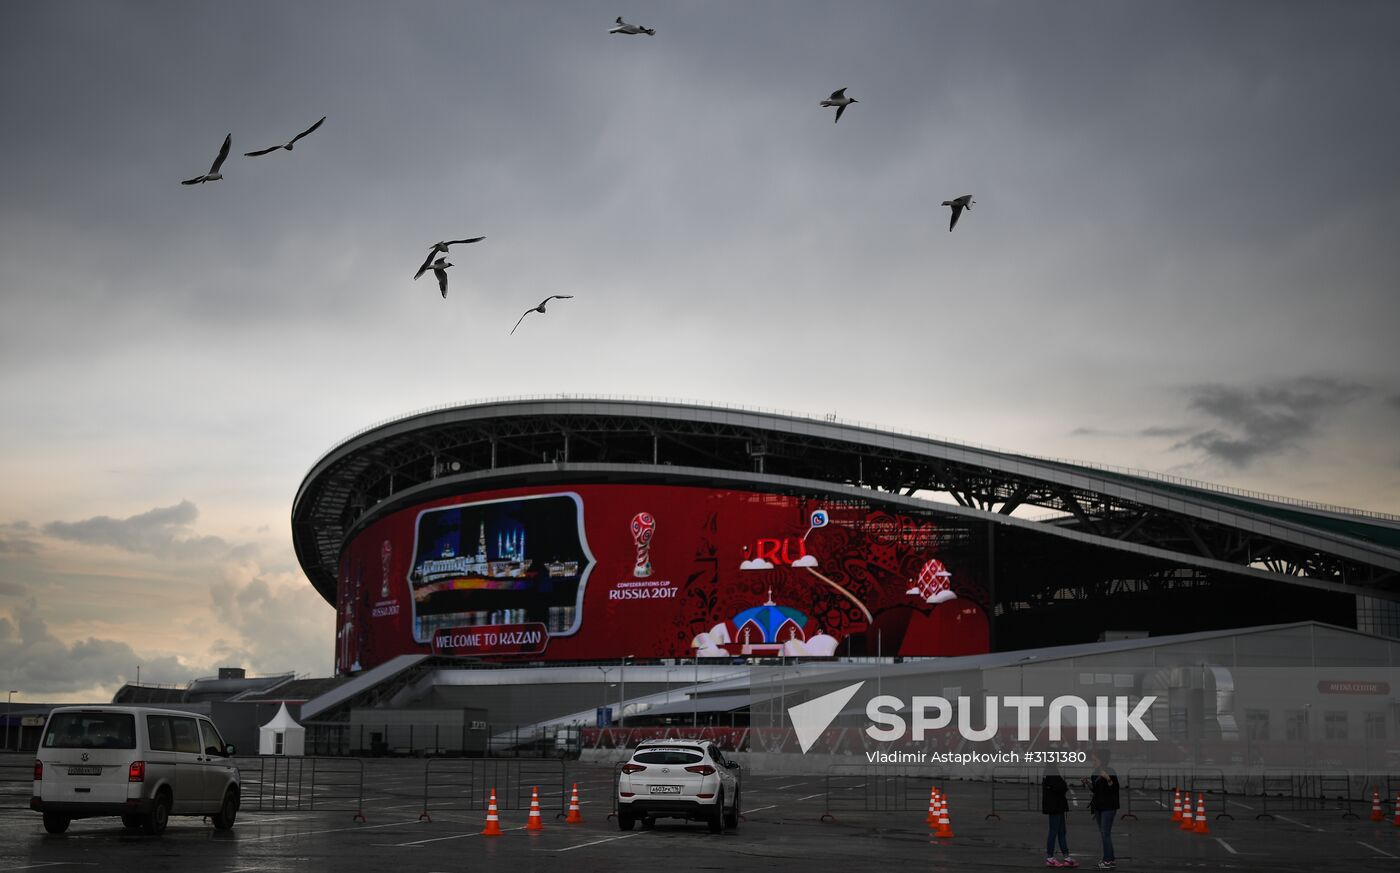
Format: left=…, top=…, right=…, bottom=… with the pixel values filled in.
left=293, top=396, right=1400, bottom=609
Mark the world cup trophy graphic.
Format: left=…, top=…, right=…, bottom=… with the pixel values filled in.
left=380, top=540, right=392, bottom=598
left=906, top=557, right=957, bottom=604
left=630, top=512, right=656, bottom=578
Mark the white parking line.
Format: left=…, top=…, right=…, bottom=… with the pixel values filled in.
left=227, top=817, right=425, bottom=843
left=1272, top=814, right=1321, bottom=832
left=1359, top=841, right=1399, bottom=859
left=388, top=825, right=526, bottom=846
left=1230, top=800, right=1255, bottom=810
left=775, top=783, right=806, bottom=790
left=0, top=865, right=97, bottom=871
left=796, top=793, right=824, bottom=802
left=1214, top=838, right=1239, bottom=855
left=555, top=832, right=644, bottom=852
left=744, top=804, right=778, bottom=813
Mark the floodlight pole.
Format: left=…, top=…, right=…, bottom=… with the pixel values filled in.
left=597, top=666, right=615, bottom=724
left=693, top=658, right=700, bottom=729
left=619, top=655, right=633, bottom=728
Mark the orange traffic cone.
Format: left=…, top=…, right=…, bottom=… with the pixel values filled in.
left=527, top=785, right=545, bottom=831
left=1393, top=792, right=1400, bottom=827
left=1179, top=794, right=1195, bottom=831
left=481, top=788, right=502, bottom=836
left=566, top=783, right=583, bottom=824
left=1372, top=790, right=1384, bottom=822
left=926, top=786, right=939, bottom=826
left=935, top=792, right=954, bottom=839
left=1171, top=787, right=1183, bottom=821
left=1192, top=795, right=1210, bottom=834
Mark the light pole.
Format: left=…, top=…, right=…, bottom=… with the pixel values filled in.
left=665, top=668, right=678, bottom=704
left=693, top=657, right=700, bottom=729
left=4, top=691, right=14, bottom=752
left=597, top=666, right=615, bottom=725
left=619, top=655, right=634, bottom=728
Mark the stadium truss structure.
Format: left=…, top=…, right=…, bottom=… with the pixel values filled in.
left=293, top=397, right=1400, bottom=650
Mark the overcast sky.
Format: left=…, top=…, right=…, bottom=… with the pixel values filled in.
left=2, top=1, right=1398, bottom=702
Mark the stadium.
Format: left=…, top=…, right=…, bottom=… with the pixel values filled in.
left=284, top=396, right=1400, bottom=757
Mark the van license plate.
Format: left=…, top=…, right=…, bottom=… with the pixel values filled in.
left=67, top=766, right=102, bottom=776
left=649, top=785, right=682, bottom=794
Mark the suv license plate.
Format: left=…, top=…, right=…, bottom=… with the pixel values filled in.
left=649, top=785, right=682, bottom=794
left=67, top=766, right=102, bottom=776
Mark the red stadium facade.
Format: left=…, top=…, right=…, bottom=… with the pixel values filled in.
left=334, top=483, right=989, bottom=673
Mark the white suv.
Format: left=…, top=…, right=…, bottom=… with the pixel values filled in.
left=31, top=706, right=240, bottom=835
left=617, top=739, right=741, bottom=833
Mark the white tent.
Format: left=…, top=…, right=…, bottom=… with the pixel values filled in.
left=258, top=703, right=305, bottom=756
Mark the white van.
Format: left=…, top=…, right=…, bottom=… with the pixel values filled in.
left=30, top=706, right=240, bottom=835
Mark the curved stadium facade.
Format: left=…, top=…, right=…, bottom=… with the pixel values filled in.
left=293, top=397, right=1400, bottom=675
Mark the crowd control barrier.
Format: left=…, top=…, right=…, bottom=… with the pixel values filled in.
left=234, top=756, right=366, bottom=822
left=419, top=757, right=566, bottom=822
left=820, top=765, right=949, bottom=823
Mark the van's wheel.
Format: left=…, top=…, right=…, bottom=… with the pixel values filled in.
left=617, top=810, right=635, bottom=831
left=143, top=790, right=171, bottom=836
left=708, top=791, right=724, bottom=833
left=724, top=788, right=741, bottom=829
left=42, top=812, right=71, bottom=834
left=121, top=814, right=142, bottom=830
left=211, top=790, right=239, bottom=830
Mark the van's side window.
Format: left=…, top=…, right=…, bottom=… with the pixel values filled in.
left=170, top=717, right=202, bottom=754
left=199, top=720, right=227, bottom=756
left=147, top=716, right=175, bottom=752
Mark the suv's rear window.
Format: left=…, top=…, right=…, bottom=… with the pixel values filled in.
left=43, top=713, right=136, bottom=749
left=633, top=750, right=704, bottom=765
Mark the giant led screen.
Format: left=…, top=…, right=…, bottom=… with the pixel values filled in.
left=335, top=484, right=989, bottom=673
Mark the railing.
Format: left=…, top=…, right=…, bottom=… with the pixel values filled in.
left=233, top=756, right=366, bottom=822
left=418, top=758, right=567, bottom=822
left=820, top=765, right=949, bottom=823
left=1254, top=770, right=1365, bottom=820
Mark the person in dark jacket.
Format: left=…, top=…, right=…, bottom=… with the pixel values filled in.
left=1041, top=763, right=1077, bottom=867
left=1085, top=748, right=1120, bottom=869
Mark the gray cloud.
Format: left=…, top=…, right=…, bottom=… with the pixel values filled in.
left=42, top=501, right=228, bottom=559
left=0, top=598, right=209, bottom=697
left=1171, top=377, right=1370, bottom=467
left=208, top=570, right=332, bottom=675
left=1141, top=425, right=1194, bottom=438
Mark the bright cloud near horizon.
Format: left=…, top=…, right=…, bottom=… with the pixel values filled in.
left=2, top=1, right=1398, bottom=702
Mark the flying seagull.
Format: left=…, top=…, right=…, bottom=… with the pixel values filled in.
left=414, top=237, right=485, bottom=280
left=511, top=295, right=574, bottom=335
left=429, top=258, right=453, bottom=298
left=942, top=194, right=975, bottom=231
left=180, top=133, right=232, bottom=185
left=244, top=116, right=327, bottom=157
left=609, top=16, right=655, bottom=35
left=820, top=88, right=857, bottom=123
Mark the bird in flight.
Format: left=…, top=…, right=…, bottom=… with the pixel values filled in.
left=942, top=194, right=975, bottom=231
left=180, top=133, right=232, bottom=185
left=609, top=16, right=655, bottom=35
left=511, top=295, right=574, bottom=335
left=428, top=258, right=453, bottom=298
left=414, top=237, right=485, bottom=280
left=244, top=116, right=327, bottom=157
left=820, top=88, right=858, bottom=123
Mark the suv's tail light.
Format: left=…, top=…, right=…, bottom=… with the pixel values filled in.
left=33, top=760, right=42, bottom=781
left=621, top=763, right=647, bottom=774
left=684, top=764, right=717, bottom=776
left=128, top=761, right=145, bottom=783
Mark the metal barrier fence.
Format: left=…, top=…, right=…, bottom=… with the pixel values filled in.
left=820, top=765, right=949, bottom=823
left=1122, top=767, right=1232, bottom=822
left=1254, top=770, right=1364, bottom=820
left=234, top=756, right=366, bottom=822
left=419, top=758, right=567, bottom=822
left=0, top=753, right=33, bottom=811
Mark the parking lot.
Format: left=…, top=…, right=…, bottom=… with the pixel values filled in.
left=5, top=761, right=1400, bottom=872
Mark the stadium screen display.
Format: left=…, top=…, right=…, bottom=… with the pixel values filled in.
left=335, top=483, right=989, bottom=673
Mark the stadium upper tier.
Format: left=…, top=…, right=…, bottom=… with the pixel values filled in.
left=292, top=396, right=1400, bottom=609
